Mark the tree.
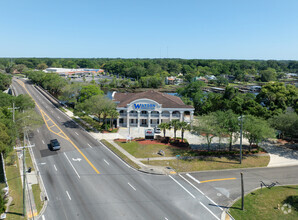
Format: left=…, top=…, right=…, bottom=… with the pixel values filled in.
left=0, top=122, right=11, bottom=153
left=179, top=121, right=190, bottom=142
left=171, top=120, right=180, bottom=140
left=37, top=63, right=48, bottom=70
left=256, top=82, right=298, bottom=116
left=101, top=99, right=116, bottom=130
left=259, top=68, right=277, bottom=82
left=243, top=115, right=275, bottom=150
left=15, top=94, right=35, bottom=111
left=78, top=85, right=103, bottom=103
left=42, top=73, right=67, bottom=96
left=15, top=64, right=27, bottom=73
left=269, top=112, right=298, bottom=139
left=216, top=75, right=229, bottom=86
left=158, top=122, right=170, bottom=138
left=192, top=114, right=217, bottom=151
left=216, top=110, right=239, bottom=151
left=0, top=73, right=11, bottom=91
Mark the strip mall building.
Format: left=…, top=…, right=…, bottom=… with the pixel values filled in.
left=113, top=91, right=194, bottom=128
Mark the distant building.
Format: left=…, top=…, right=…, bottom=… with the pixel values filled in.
left=44, top=68, right=104, bottom=76
left=165, top=76, right=183, bottom=85
left=113, top=90, right=194, bottom=128
left=193, top=76, right=208, bottom=83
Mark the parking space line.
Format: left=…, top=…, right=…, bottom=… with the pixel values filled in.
left=75, top=132, right=79, bottom=136
left=104, top=159, right=109, bottom=165
left=54, top=164, right=57, bottom=171
left=88, top=143, right=92, bottom=148
left=42, top=140, right=45, bottom=145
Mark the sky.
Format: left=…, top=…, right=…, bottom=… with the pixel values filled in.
left=0, top=0, right=298, bottom=60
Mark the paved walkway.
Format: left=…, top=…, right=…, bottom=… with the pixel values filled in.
left=261, top=142, right=298, bottom=167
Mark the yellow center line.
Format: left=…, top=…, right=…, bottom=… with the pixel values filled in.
left=16, top=79, right=100, bottom=174
left=200, top=178, right=236, bottom=183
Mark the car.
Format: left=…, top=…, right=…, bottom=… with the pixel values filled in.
left=154, top=127, right=161, bottom=134
left=50, top=139, right=61, bottom=150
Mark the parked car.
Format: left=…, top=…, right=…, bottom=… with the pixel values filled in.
left=50, top=139, right=61, bottom=150
left=154, top=127, right=161, bottom=134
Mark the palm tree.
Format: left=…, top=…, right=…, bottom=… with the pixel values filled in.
left=179, top=121, right=190, bottom=142
left=171, top=120, right=180, bottom=140
left=109, top=110, right=119, bottom=129
left=158, top=122, right=170, bottom=138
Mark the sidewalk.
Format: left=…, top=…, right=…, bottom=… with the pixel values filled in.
left=261, top=142, right=298, bottom=167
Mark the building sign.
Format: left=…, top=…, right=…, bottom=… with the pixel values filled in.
left=133, top=104, right=156, bottom=110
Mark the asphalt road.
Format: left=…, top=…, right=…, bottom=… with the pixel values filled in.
left=11, top=78, right=298, bottom=220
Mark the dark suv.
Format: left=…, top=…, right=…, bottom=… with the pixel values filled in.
left=50, top=139, right=61, bottom=150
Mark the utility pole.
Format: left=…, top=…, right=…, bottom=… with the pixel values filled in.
left=14, top=130, right=35, bottom=217
left=241, top=172, right=244, bottom=210
left=8, top=103, right=19, bottom=123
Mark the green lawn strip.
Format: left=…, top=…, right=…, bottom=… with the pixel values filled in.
left=32, top=184, right=43, bottom=215
left=115, top=140, right=189, bottom=158
left=140, top=156, right=270, bottom=172
left=5, top=151, right=23, bottom=219
left=101, top=140, right=141, bottom=170
left=229, top=185, right=298, bottom=220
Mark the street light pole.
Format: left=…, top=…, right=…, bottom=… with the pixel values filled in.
left=239, top=115, right=243, bottom=164
left=23, top=131, right=26, bottom=217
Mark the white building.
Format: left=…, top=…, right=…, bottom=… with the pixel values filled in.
left=113, top=90, right=194, bottom=128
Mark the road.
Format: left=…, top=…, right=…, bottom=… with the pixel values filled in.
left=11, top=78, right=298, bottom=220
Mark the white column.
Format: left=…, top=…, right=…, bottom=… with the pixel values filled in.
left=127, top=110, right=130, bottom=128
left=148, top=111, right=151, bottom=127
left=180, top=111, right=184, bottom=122
left=137, top=111, right=140, bottom=127
left=169, top=111, right=173, bottom=122
left=190, top=111, right=194, bottom=122
left=116, top=110, right=120, bottom=127
left=159, top=111, right=162, bottom=125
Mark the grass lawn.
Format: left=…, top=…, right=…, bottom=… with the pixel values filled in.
left=32, top=184, right=43, bottom=214
left=101, top=140, right=141, bottom=170
left=5, top=151, right=24, bottom=219
left=115, top=140, right=190, bottom=158
left=140, top=156, right=270, bottom=172
left=25, top=149, right=34, bottom=172
left=229, top=185, right=298, bottom=220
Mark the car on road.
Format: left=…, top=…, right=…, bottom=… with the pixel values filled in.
left=154, top=127, right=161, bottom=134
left=50, top=139, right=61, bottom=150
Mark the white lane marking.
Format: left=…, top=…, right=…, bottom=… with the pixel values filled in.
left=169, top=175, right=195, bottom=199
left=42, top=140, right=45, bottom=144
left=165, top=218, right=169, bottom=220
left=42, top=215, right=45, bottom=220
left=99, top=141, right=131, bottom=168
left=104, top=159, right=109, bottom=165
left=64, top=152, right=81, bottom=179
left=66, top=191, right=71, bottom=200
left=37, top=129, right=39, bottom=133
left=205, top=196, right=223, bottom=211
left=186, top=173, right=201, bottom=184
left=54, top=164, right=57, bottom=171
left=180, top=175, right=223, bottom=210
left=128, top=182, right=136, bottom=191
left=57, top=116, right=60, bottom=119
left=75, top=132, right=79, bottom=136
left=179, top=174, right=205, bottom=195
left=88, top=143, right=92, bottom=148
left=200, top=202, right=220, bottom=220
left=51, top=110, right=53, bottom=113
